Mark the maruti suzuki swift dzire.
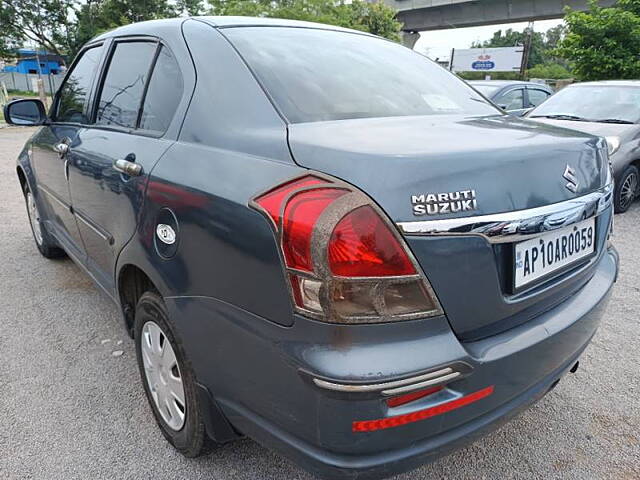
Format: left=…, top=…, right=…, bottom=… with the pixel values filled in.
left=5, top=17, right=618, bottom=480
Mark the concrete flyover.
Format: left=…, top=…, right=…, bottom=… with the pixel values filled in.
left=385, top=0, right=618, bottom=32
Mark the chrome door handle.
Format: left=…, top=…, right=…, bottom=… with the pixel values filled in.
left=53, top=142, right=69, bottom=156
left=113, top=158, right=143, bottom=177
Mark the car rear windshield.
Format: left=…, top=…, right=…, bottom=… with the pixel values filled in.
left=531, top=85, right=640, bottom=123
left=224, top=27, right=498, bottom=124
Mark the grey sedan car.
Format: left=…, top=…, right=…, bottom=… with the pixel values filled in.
left=528, top=80, right=640, bottom=212
left=469, top=80, right=553, bottom=116
left=5, top=17, right=617, bottom=480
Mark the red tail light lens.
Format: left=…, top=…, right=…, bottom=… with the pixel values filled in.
left=283, top=188, right=348, bottom=272
left=328, top=206, right=416, bottom=277
left=251, top=174, right=442, bottom=324
left=254, top=175, right=326, bottom=226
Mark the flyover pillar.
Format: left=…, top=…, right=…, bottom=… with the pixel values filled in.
left=401, top=31, right=420, bottom=49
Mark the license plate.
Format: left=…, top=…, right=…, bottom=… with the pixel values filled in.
left=514, top=218, right=596, bottom=289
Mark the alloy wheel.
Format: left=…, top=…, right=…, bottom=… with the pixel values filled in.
left=27, top=191, right=44, bottom=246
left=141, top=321, right=186, bottom=431
left=620, top=171, right=638, bottom=211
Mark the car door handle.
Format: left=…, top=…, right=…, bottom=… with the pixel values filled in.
left=54, top=138, right=71, bottom=157
left=113, top=158, right=143, bottom=177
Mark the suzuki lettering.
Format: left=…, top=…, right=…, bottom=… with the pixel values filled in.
left=411, top=190, right=478, bottom=216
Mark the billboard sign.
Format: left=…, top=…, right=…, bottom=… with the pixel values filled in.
left=451, top=47, right=524, bottom=73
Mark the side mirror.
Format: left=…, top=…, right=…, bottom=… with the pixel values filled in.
left=3, top=99, right=47, bottom=126
left=497, top=104, right=508, bottom=110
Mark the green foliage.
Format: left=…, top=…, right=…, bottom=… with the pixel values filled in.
left=617, top=0, right=640, bottom=16
left=526, top=63, right=572, bottom=79
left=208, top=0, right=401, bottom=41
left=68, top=0, right=177, bottom=56
left=556, top=0, right=640, bottom=81
left=0, top=0, right=401, bottom=62
left=0, top=0, right=76, bottom=56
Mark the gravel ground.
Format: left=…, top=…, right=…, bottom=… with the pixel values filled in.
left=1, top=127, right=639, bottom=480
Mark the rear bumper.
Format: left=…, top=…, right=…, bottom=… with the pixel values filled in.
left=166, top=247, right=617, bottom=480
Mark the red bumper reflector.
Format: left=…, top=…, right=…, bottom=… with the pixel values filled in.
left=385, top=385, right=444, bottom=408
left=353, top=385, right=495, bottom=433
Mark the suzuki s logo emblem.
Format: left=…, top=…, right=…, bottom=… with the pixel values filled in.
left=563, top=165, right=579, bottom=193
left=156, top=224, right=176, bottom=245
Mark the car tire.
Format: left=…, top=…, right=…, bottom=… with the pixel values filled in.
left=22, top=183, right=66, bottom=259
left=614, top=165, right=639, bottom=213
left=134, top=291, right=211, bottom=457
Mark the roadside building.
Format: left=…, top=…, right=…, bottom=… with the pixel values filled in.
left=2, top=49, right=64, bottom=75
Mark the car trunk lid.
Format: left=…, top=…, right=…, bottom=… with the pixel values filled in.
left=287, top=114, right=609, bottom=339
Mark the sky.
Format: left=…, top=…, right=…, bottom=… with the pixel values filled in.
left=414, top=19, right=564, bottom=61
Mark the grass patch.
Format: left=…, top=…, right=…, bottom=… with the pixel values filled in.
left=7, top=89, right=40, bottom=97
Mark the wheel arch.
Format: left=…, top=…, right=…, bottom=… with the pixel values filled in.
left=117, top=263, right=159, bottom=336
left=629, top=158, right=640, bottom=171
left=16, top=165, right=28, bottom=193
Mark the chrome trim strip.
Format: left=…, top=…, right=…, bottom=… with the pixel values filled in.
left=381, top=371, right=461, bottom=396
left=65, top=244, right=118, bottom=303
left=39, top=185, right=70, bottom=210
left=312, top=367, right=454, bottom=393
left=75, top=212, right=110, bottom=242
left=397, top=183, right=613, bottom=244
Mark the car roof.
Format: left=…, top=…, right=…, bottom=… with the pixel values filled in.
left=199, top=16, right=364, bottom=33
left=468, top=80, right=544, bottom=87
left=567, top=80, right=640, bottom=87
left=92, top=16, right=369, bottom=42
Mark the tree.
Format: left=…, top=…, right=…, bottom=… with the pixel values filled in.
left=1, top=0, right=402, bottom=61
left=556, top=0, right=640, bottom=80
left=208, top=0, right=402, bottom=41
left=68, top=0, right=177, bottom=57
left=0, top=0, right=76, bottom=56
left=526, top=63, right=572, bottom=79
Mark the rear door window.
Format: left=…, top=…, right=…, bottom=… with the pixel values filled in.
left=527, top=88, right=551, bottom=107
left=54, top=45, right=104, bottom=123
left=95, top=42, right=157, bottom=129
left=497, top=89, right=525, bottom=110
left=138, top=47, right=183, bottom=133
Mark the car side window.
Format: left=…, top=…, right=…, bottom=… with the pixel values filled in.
left=528, top=88, right=551, bottom=107
left=497, top=88, right=525, bottom=110
left=139, top=47, right=184, bottom=133
left=95, top=41, right=157, bottom=129
left=54, top=45, right=104, bottom=124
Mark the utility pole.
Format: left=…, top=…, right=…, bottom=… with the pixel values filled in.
left=520, top=21, right=534, bottom=80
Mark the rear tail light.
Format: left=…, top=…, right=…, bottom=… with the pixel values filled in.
left=251, top=174, right=442, bottom=324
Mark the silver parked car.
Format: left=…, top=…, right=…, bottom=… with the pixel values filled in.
left=527, top=80, right=640, bottom=212
left=469, top=80, right=553, bottom=116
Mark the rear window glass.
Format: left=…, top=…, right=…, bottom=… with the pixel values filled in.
left=225, top=27, right=497, bottom=124
left=139, top=46, right=184, bottom=133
